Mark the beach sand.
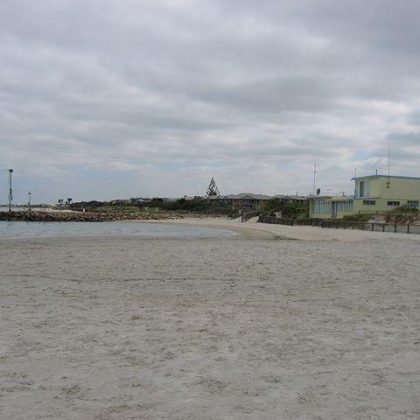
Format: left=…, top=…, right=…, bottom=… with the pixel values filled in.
left=1, top=219, right=420, bottom=419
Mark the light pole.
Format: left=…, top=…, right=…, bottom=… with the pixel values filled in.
left=28, top=192, right=32, bottom=211
left=8, top=169, right=13, bottom=212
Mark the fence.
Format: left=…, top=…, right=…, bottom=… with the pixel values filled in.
left=257, top=216, right=317, bottom=226
left=241, top=211, right=261, bottom=222
left=257, top=216, right=420, bottom=235
left=319, top=220, right=420, bottom=234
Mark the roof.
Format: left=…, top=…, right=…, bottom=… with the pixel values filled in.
left=223, top=193, right=272, bottom=200
left=352, top=174, right=420, bottom=181
left=271, top=194, right=307, bottom=201
left=310, top=195, right=353, bottom=201
left=209, top=193, right=310, bottom=200
left=331, top=195, right=353, bottom=201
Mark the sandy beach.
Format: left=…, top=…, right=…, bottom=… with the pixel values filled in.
left=1, top=218, right=420, bottom=419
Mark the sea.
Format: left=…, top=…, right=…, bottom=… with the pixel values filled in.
left=0, top=220, right=236, bottom=240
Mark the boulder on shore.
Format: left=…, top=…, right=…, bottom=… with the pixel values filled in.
left=0, top=211, right=165, bottom=222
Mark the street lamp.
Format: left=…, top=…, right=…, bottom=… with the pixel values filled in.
left=8, top=169, right=13, bottom=212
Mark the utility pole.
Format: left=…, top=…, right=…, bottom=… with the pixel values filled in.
left=8, top=169, right=13, bottom=212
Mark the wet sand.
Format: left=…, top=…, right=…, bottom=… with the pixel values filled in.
left=1, top=221, right=420, bottom=419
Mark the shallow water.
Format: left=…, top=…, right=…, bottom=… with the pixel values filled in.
left=0, top=220, right=236, bottom=240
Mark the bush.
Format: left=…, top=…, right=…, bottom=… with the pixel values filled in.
left=342, top=214, right=372, bottom=222
left=395, top=205, right=419, bottom=214
left=263, top=199, right=309, bottom=219
left=384, top=206, right=419, bottom=224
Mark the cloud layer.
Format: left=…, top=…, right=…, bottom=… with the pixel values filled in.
left=1, top=0, right=420, bottom=202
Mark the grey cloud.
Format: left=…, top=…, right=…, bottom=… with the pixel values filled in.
left=388, top=132, right=420, bottom=146
left=407, top=111, right=420, bottom=127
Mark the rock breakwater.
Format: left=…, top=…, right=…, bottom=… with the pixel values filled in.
left=0, top=211, right=173, bottom=222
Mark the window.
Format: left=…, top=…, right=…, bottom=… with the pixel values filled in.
left=336, top=201, right=353, bottom=212
left=407, top=201, right=419, bottom=209
left=358, top=181, right=371, bottom=198
left=359, top=182, right=365, bottom=197
left=387, top=201, right=400, bottom=207
left=363, top=200, right=376, bottom=206
left=313, top=200, right=331, bottom=214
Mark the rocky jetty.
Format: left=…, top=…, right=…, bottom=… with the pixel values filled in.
left=0, top=210, right=173, bottom=222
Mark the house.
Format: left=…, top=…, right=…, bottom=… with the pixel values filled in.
left=130, top=197, right=152, bottom=204
left=210, top=193, right=272, bottom=211
left=208, top=193, right=310, bottom=212
left=310, top=174, right=420, bottom=219
left=310, top=195, right=354, bottom=219
left=353, top=175, right=420, bottom=213
left=271, top=194, right=309, bottom=205
left=270, top=194, right=309, bottom=217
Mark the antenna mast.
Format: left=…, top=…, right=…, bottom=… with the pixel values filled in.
left=312, top=163, right=317, bottom=196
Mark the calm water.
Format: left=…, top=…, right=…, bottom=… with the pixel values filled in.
left=0, top=221, right=236, bottom=240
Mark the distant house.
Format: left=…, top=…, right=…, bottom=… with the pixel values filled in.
left=208, top=193, right=309, bottom=212
left=270, top=194, right=309, bottom=217
left=271, top=194, right=309, bottom=205
left=130, top=197, right=151, bottom=204
left=310, top=174, right=420, bottom=219
left=271, top=194, right=308, bottom=204
left=110, top=199, right=130, bottom=205
left=210, top=193, right=272, bottom=211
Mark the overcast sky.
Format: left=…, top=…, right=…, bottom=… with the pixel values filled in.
left=1, top=0, right=420, bottom=203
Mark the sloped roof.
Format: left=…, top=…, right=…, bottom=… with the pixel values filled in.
left=223, top=193, right=272, bottom=200
left=271, top=194, right=307, bottom=201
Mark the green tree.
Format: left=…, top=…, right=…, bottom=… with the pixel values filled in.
left=206, top=177, right=220, bottom=197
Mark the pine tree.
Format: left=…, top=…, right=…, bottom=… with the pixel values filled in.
left=206, top=177, right=220, bottom=197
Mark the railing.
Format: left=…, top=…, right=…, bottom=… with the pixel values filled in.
left=257, top=216, right=420, bottom=234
